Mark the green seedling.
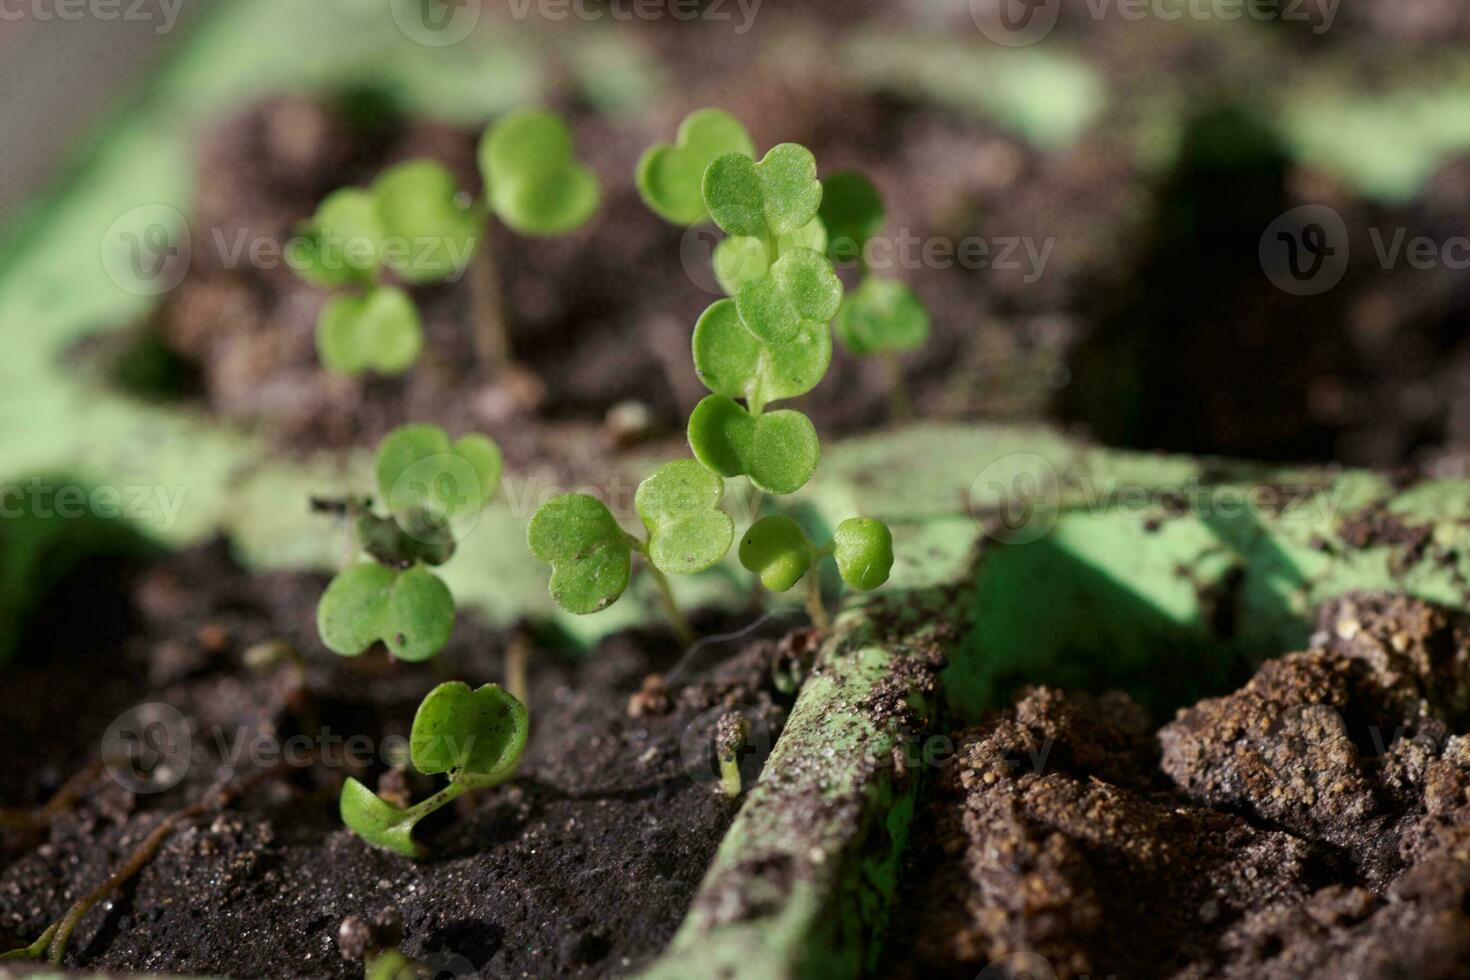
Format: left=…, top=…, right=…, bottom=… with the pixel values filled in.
left=341, top=681, right=528, bottom=858
left=739, top=515, right=894, bottom=630
left=527, top=460, right=733, bottom=645
left=297, top=108, right=599, bottom=377
left=820, top=171, right=931, bottom=419
left=637, top=108, right=756, bottom=225
left=316, top=424, right=501, bottom=663
left=715, top=711, right=749, bottom=800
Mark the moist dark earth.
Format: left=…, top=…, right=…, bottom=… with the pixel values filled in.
left=883, top=592, right=1470, bottom=979
left=0, top=543, right=792, bottom=977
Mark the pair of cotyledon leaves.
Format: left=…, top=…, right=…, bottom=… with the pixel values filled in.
left=527, top=459, right=733, bottom=616
left=317, top=425, right=502, bottom=663
left=304, top=109, right=598, bottom=375
left=341, top=681, right=528, bottom=857
left=738, top=515, right=894, bottom=594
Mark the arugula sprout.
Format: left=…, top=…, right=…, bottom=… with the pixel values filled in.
left=527, top=460, right=733, bottom=644
left=637, top=108, right=755, bottom=225
left=296, top=108, right=599, bottom=378
left=340, top=681, right=528, bottom=858
left=820, top=171, right=931, bottom=419
left=316, top=424, right=501, bottom=663
left=739, top=515, right=894, bottom=629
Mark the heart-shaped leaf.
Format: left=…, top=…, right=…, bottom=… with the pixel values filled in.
left=833, top=276, right=931, bottom=356
left=834, top=517, right=894, bottom=591
left=316, top=286, right=423, bottom=376
left=687, top=395, right=820, bottom=495
left=527, top=493, right=633, bottom=614
left=296, top=188, right=384, bottom=287
left=372, top=160, right=480, bottom=284
left=692, top=298, right=831, bottom=408
left=317, top=562, right=455, bottom=662
left=634, top=459, right=734, bottom=575
left=637, top=108, right=754, bottom=225
left=410, top=681, right=529, bottom=781
left=703, top=143, right=822, bottom=240
left=818, top=171, right=885, bottom=264
left=734, top=247, right=842, bottom=344
left=479, top=108, right=600, bottom=236
left=339, top=776, right=424, bottom=859
left=375, top=424, right=502, bottom=528
left=712, top=217, right=826, bottom=296
left=738, top=515, right=813, bottom=592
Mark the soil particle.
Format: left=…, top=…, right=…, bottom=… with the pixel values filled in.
left=885, top=591, right=1470, bottom=979
left=0, top=543, right=794, bottom=977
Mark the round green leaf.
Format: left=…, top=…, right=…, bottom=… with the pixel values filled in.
left=317, top=562, right=394, bottom=656
left=833, top=276, right=931, bottom=356
left=738, top=515, right=813, bottom=592
left=479, top=108, right=600, bottom=236
left=375, top=424, right=502, bottom=523
left=635, top=459, right=734, bottom=575
left=702, top=143, right=822, bottom=239
left=818, top=171, right=885, bottom=264
left=410, top=681, right=529, bottom=780
left=637, top=108, right=754, bottom=225
left=834, top=517, right=894, bottom=591
left=712, top=217, right=826, bottom=295
left=339, top=777, right=423, bottom=858
left=692, top=298, right=831, bottom=406
left=480, top=108, right=574, bottom=183
left=734, top=247, right=842, bottom=344
left=296, top=188, right=383, bottom=287
left=492, top=164, right=600, bottom=236
left=315, top=286, right=423, bottom=376
left=527, top=493, right=633, bottom=614
left=384, top=565, right=455, bottom=662
left=372, top=160, right=480, bottom=284
left=687, top=395, right=820, bottom=495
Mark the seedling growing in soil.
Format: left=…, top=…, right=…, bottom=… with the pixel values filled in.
left=739, top=516, right=894, bottom=630
left=340, top=681, right=528, bottom=858
left=297, top=108, right=598, bottom=377
left=529, top=109, right=895, bottom=639
left=527, top=459, right=734, bottom=645
left=820, top=171, right=931, bottom=419
left=316, top=424, right=501, bottom=662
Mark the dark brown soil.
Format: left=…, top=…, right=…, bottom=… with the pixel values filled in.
left=0, top=542, right=793, bottom=977
left=884, top=592, right=1470, bottom=980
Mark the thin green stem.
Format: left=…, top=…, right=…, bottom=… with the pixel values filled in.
left=884, top=350, right=914, bottom=423
left=504, top=630, right=531, bottom=707
left=469, top=233, right=512, bottom=374
left=647, top=563, right=697, bottom=649
left=399, top=779, right=466, bottom=824
left=804, top=570, right=831, bottom=633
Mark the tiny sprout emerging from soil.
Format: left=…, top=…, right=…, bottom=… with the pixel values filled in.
left=527, top=459, right=733, bottom=645
left=739, top=516, right=894, bottom=630
left=715, top=711, right=749, bottom=799
left=297, top=108, right=598, bottom=377
left=340, top=681, right=528, bottom=858
left=316, top=423, right=501, bottom=663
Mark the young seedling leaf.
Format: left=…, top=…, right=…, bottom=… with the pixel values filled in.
left=339, top=776, right=424, bottom=859
left=734, top=247, right=842, bottom=345
left=375, top=424, right=502, bottom=527
left=410, top=681, right=529, bottom=781
left=738, top=515, right=813, bottom=591
left=317, top=562, right=394, bottom=656
left=479, top=108, right=600, bottom=236
left=316, top=563, right=455, bottom=661
left=296, top=188, right=384, bottom=287
left=818, top=171, right=885, bottom=264
left=527, top=494, right=633, bottom=614
left=316, top=286, right=423, bottom=375
left=703, top=144, right=822, bottom=240
left=356, top=510, right=456, bottom=568
left=692, top=298, right=831, bottom=406
left=634, top=459, right=734, bottom=575
left=833, top=276, right=931, bottom=356
left=712, top=217, right=827, bottom=296
left=637, top=108, right=755, bottom=225
left=834, top=517, right=895, bottom=591
left=372, top=160, right=480, bottom=284
left=687, top=395, right=820, bottom=495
